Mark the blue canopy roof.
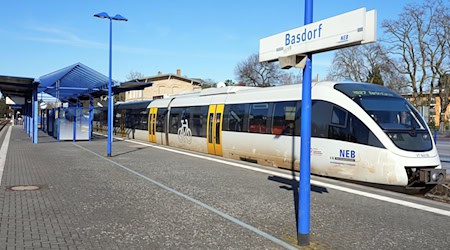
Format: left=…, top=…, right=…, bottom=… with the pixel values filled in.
left=37, top=63, right=114, bottom=101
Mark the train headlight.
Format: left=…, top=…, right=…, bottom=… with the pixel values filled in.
left=422, top=134, right=429, bottom=139
left=431, top=172, right=444, bottom=183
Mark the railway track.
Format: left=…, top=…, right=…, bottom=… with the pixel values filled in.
left=0, top=119, right=9, bottom=131
left=327, top=174, right=450, bottom=204
left=423, top=180, right=450, bottom=203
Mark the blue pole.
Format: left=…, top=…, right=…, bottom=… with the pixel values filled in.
left=27, top=101, right=31, bottom=136
left=57, top=108, right=60, bottom=142
left=33, top=87, right=38, bottom=144
left=25, top=103, right=28, bottom=134
left=95, top=12, right=126, bottom=154
left=73, top=102, right=77, bottom=142
left=56, top=80, right=60, bottom=142
left=23, top=104, right=26, bottom=131
left=89, top=96, right=93, bottom=141
left=26, top=104, right=29, bottom=132
left=298, top=0, right=313, bottom=246
left=107, top=18, right=113, bottom=157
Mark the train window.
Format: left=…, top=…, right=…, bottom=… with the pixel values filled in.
left=208, top=113, right=213, bottom=144
left=215, top=113, right=221, bottom=144
left=329, top=106, right=348, bottom=140
left=190, top=106, right=208, bottom=138
left=169, top=106, right=208, bottom=137
left=272, top=101, right=297, bottom=136
left=249, top=103, right=270, bottom=134
left=156, top=108, right=168, bottom=132
left=325, top=103, right=384, bottom=148
left=139, top=110, right=149, bottom=130
left=169, top=108, right=182, bottom=134
left=348, top=112, right=383, bottom=147
left=329, top=105, right=349, bottom=141
left=223, top=104, right=247, bottom=132
left=311, top=101, right=331, bottom=138
left=331, top=106, right=347, bottom=127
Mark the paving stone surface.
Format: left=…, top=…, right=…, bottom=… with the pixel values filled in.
left=0, top=126, right=449, bottom=250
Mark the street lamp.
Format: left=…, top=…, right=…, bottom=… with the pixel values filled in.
left=94, top=12, right=127, bottom=157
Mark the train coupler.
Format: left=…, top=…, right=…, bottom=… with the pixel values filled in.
left=419, top=168, right=447, bottom=185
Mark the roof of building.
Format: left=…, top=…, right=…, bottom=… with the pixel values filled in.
left=133, top=73, right=202, bottom=86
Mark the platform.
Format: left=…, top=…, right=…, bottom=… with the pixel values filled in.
left=0, top=125, right=449, bottom=249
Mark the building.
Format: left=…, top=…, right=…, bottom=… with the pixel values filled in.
left=402, top=92, right=450, bottom=129
left=123, top=69, right=202, bottom=102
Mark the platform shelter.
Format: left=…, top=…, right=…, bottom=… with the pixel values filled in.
left=0, top=62, right=152, bottom=144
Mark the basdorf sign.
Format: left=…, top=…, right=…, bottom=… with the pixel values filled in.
left=259, top=8, right=376, bottom=62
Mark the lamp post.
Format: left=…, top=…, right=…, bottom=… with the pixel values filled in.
left=94, top=12, right=127, bottom=157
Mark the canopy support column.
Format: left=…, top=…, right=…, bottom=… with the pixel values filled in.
left=89, top=96, right=94, bottom=141
left=56, top=80, right=60, bottom=142
left=32, top=86, right=38, bottom=144
left=23, top=103, right=27, bottom=131
left=73, top=99, right=78, bottom=142
left=27, top=97, right=31, bottom=136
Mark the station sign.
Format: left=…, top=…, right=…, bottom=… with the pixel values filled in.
left=39, top=101, right=47, bottom=109
left=259, top=8, right=377, bottom=62
left=5, top=96, right=25, bottom=105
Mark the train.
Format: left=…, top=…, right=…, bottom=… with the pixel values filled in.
left=94, top=81, right=446, bottom=188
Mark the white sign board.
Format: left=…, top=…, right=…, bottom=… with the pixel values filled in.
left=5, top=96, right=25, bottom=105
left=40, top=102, right=47, bottom=109
left=259, top=8, right=376, bottom=62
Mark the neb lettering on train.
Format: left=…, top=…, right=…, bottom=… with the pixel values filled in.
left=339, top=149, right=356, bottom=159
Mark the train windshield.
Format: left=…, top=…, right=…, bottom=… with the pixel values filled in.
left=335, top=83, right=432, bottom=152
left=357, top=97, right=426, bottom=130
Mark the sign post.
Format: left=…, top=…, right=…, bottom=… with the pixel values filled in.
left=259, top=3, right=376, bottom=247
left=297, top=1, right=313, bottom=246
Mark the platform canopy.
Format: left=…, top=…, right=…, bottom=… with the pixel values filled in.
left=37, top=63, right=153, bottom=102
left=89, top=80, right=153, bottom=99
left=0, top=75, right=35, bottom=99
left=37, top=63, right=111, bottom=101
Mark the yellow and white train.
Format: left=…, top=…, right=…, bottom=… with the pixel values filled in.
left=101, top=81, right=446, bottom=188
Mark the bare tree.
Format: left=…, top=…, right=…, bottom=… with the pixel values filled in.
left=327, top=46, right=366, bottom=82
left=429, top=3, right=450, bottom=131
left=280, top=71, right=302, bottom=85
left=383, top=69, right=410, bottom=94
left=382, top=0, right=450, bottom=110
left=326, top=44, right=393, bottom=85
left=437, top=75, right=450, bottom=130
left=126, top=71, right=145, bottom=81
left=200, top=78, right=217, bottom=89
left=235, top=53, right=290, bottom=87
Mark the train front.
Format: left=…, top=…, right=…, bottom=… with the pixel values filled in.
left=335, top=83, right=446, bottom=188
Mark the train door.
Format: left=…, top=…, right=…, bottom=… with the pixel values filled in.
left=159, top=108, right=169, bottom=145
left=207, top=104, right=224, bottom=156
left=148, top=108, right=157, bottom=143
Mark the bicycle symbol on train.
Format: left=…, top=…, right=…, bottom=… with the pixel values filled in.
left=178, top=119, right=192, bottom=144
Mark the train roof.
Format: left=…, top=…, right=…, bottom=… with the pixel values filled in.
left=150, top=81, right=401, bottom=103
left=115, top=100, right=152, bottom=110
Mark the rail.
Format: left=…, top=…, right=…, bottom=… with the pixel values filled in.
left=0, top=119, right=10, bottom=132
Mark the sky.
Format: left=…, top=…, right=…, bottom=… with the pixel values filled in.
left=1, top=0, right=420, bottom=84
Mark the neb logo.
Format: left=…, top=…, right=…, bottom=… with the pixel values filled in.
left=339, top=149, right=355, bottom=159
